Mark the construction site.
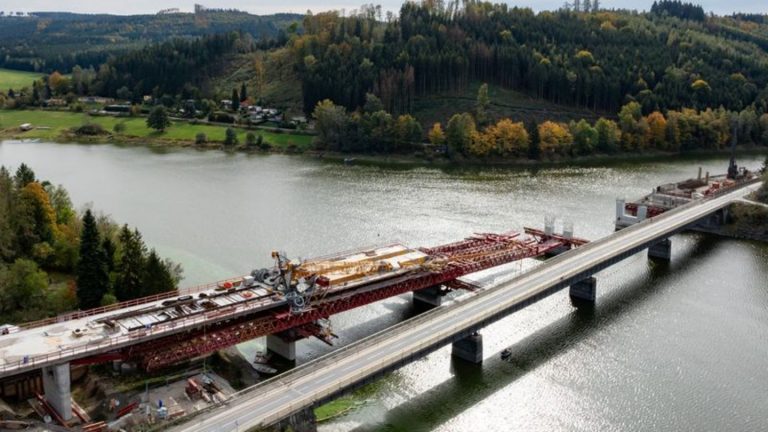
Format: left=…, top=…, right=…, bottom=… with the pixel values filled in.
left=0, top=226, right=587, bottom=431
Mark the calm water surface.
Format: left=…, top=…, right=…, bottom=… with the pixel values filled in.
left=1, top=140, right=766, bottom=431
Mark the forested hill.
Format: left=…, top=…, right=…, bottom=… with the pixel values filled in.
left=291, top=1, right=768, bottom=115
left=0, top=10, right=303, bottom=73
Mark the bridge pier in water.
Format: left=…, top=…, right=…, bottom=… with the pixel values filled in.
left=570, top=276, right=597, bottom=305
left=267, top=333, right=297, bottom=362
left=42, top=362, right=72, bottom=422
left=413, top=285, right=444, bottom=309
left=648, top=238, right=672, bottom=261
left=451, top=332, right=483, bottom=364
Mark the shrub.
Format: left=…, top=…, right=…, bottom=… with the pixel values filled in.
left=113, top=123, right=126, bottom=134
left=246, top=132, right=257, bottom=147
left=224, top=128, right=238, bottom=146
left=195, top=132, right=207, bottom=145
left=73, top=123, right=107, bottom=136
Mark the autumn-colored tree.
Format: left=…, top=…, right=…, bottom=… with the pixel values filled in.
left=594, top=118, right=620, bottom=153
left=19, top=182, right=59, bottom=249
left=468, top=129, right=494, bottom=157
left=487, top=119, right=529, bottom=157
left=48, top=71, right=70, bottom=96
left=646, top=111, right=668, bottom=150
left=428, top=123, right=446, bottom=147
left=538, top=121, right=572, bottom=156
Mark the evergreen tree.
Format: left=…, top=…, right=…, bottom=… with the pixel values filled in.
left=240, top=82, right=248, bottom=102
left=527, top=121, right=541, bottom=160
left=143, top=249, right=175, bottom=296
left=224, top=128, right=239, bottom=146
left=231, top=89, right=240, bottom=112
left=14, top=163, right=35, bottom=189
left=115, top=225, right=145, bottom=301
left=146, top=106, right=171, bottom=132
left=76, top=210, right=109, bottom=309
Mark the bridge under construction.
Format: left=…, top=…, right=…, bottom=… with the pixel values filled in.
left=0, top=225, right=586, bottom=426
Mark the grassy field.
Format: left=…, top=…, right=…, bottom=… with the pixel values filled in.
left=0, top=109, right=314, bottom=150
left=412, top=81, right=611, bottom=128
left=0, top=68, right=44, bottom=91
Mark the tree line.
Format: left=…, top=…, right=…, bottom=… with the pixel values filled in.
left=312, top=86, right=768, bottom=159
left=0, top=164, right=181, bottom=323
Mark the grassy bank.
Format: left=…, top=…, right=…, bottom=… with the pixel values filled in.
left=0, top=68, right=43, bottom=91
left=0, top=109, right=314, bottom=151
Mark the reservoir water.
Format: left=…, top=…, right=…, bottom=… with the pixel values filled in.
left=1, top=140, right=767, bottom=431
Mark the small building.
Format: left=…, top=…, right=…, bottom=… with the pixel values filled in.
left=77, top=96, right=115, bottom=105
left=19, top=123, right=33, bottom=132
left=220, top=99, right=233, bottom=110
left=143, top=95, right=153, bottom=103
left=290, top=116, right=308, bottom=125
left=44, top=98, right=67, bottom=107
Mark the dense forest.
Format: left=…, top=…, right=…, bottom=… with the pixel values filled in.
left=0, top=164, right=181, bottom=323
left=0, top=10, right=301, bottom=73
left=290, top=1, right=768, bottom=116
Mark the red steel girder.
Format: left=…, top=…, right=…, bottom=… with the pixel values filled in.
left=130, top=237, right=571, bottom=371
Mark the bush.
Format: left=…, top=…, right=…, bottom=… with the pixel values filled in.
left=73, top=123, right=107, bottom=136
left=258, top=141, right=272, bottom=151
left=246, top=132, right=257, bottom=147
left=224, top=128, right=238, bottom=146
left=113, top=123, right=126, bottom=134
left=209, top=112, right=235, bottom=124
left=195, top=132, right=207, bottom=145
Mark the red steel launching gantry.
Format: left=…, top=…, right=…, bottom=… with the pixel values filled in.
left=122, top=228, right=587, bottom=371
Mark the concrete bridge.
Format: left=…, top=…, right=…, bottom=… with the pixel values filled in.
left=167, top=180, right=762, bottom=432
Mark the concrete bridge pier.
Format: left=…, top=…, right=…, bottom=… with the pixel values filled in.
left=266, top=333, right=297, bottom=362
left=413, top=285, right=444, bottom=309
left=275, top=406, right=317, bottom=432
left=570, top=276, right=597, bottom=305
left=648, top=238, right=672, bottom=261
left=42, top=363, right=72, bottom=422
left=451, top=332, right=483, bottom=364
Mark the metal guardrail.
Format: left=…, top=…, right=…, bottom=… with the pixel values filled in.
left=165, top=179, right=764, bottom=431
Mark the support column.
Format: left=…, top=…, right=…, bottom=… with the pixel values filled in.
left=413, top=285, right=443, bottom=309
left=451, top=332, right=483, bottom=364
left=266, top=333, right=296, bottom=362
left=648, top=238, right=671, bottom=261
left=42, top=363, right=72, bottom=422
left=277, top=407, right=317, bottom=432
left=569, top=276, right=597, bottom=304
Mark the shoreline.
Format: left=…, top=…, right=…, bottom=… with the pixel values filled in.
left=2, top=118, right=767, bottom=169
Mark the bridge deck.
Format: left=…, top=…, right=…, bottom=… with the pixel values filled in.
left=167, top=181, right=762, bottom=432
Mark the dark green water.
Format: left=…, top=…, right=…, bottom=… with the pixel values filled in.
left=1, top=140, right=766, bottom=431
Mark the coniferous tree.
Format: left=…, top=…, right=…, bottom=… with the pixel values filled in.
left=231, top=89, right=240, bottom=112
left=143, top=249, right=175, bottom=296
left=240, top=82, right=248, bottom=102
left=14, top=163, right=35, bottom=189
left=76, top=209, right=109, bottom=309
left=527, top=121, right=541, bottom=160
left=115, top=225, right=145, bottom=300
